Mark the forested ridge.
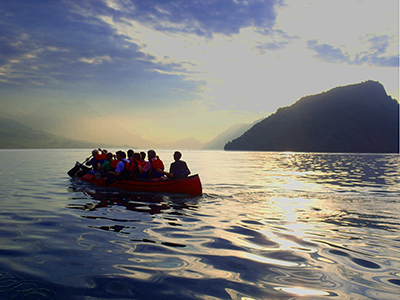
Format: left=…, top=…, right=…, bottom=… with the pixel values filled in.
left=225, top=81, right=399, bottom=153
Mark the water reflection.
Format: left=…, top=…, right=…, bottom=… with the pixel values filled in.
left=67, top=185, right=200, bottom=248
left=275, top=286, right=332, bottom=297
left=276, top=153, right=399, bottom=190
left=0, top=271, right=56, bottom=299
left=68, top=186, right=199, bottom=216
left=64, top=169, right=400, bottom=299
left=1, top=150, right=399, bottom=299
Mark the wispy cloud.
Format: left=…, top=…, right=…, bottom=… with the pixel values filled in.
left=307, top=40, right=351, bottom=64
left=307, top=35, right=399, bottom=68
left=102, top=0, right=283, bottom=37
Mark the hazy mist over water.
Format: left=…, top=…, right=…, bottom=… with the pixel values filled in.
left=0, top=149, right=399, bottom=299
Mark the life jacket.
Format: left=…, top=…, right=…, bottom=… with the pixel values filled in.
left=126, top=157, right=138, bottom=171
left=138, top=160, right=147, bottom=168
left=124, top=158, right=139, bottom=179
left=150, top=158, right=164, bottom=178
left=94, top=153, right=107, bottom=161
left=113, top=159, right=132, bottom=179
left=92, top=153, right=107, bottom=170
left=138, top=161, right=149, bottom=179
left=110, top=160, right=119, bottom=169
left=152, top=159, right=164, bottom=170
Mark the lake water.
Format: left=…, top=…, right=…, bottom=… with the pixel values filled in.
left=0, top=149, right=399, bottom=300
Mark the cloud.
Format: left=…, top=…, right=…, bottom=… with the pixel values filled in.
left=253, top=28, right=299, bottom=54
left=256, top=41, right=288, bottom=52
left=105, top=0, right=283, bottom=37
left=307, top=40, right=350, bottom=64
left=0, top=0, right=284, bottom=104
left=0, top=1, right=208, bottom=107
left=307, top=36, right=399, bottom=68
left=354, top=35, right=400, bottom=67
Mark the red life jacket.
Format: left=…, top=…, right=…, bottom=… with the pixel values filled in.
left=152, top=158, right=164, bottom=170
left=138, top=160, right=147, bottom=168
left=126, top=158, right=138, bottom=171
left=110, top=160, right=119, bottom=169
left=94, top=153, right=107, bottom=161
left=150, top=158, right=164, bottom=178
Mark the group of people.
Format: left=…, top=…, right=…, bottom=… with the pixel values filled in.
left=74, top=148, right=191, bottom=184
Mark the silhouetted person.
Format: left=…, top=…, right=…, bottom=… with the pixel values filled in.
left=166, top=151, right=191, bottom=180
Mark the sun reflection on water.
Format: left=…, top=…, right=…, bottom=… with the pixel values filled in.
left=275, top=286, right=330, bottom=296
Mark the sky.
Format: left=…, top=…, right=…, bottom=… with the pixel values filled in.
left=0, top=0, right=399, bottom=144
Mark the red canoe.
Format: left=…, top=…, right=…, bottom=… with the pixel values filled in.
left=77, top=173, right=203, bottom=195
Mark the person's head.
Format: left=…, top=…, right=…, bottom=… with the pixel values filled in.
left=133, top=153, right=141, bottom=161
left=116, top=150, right=126, bottom=160
left=173, top=151, right=182, bottom=161
left=92, top=149, right=99, bottom=156
left=140, top=151, right=146, bottom=160
left=127, top=149, right=134, bottom=157
left=148, top=150, right=156, bottom=160
left=106, top=153, right=113, bottom=160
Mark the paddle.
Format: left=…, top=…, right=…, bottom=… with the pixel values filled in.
left=67, top=156, right=92, bottom=177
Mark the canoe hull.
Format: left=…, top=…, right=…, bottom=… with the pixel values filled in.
left=77, top=173, right=202, bottom=195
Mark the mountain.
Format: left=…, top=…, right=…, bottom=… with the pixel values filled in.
left=18, top=101, right=260, bottom=150
left=225, top=80, right=399, bottom=153
left=163, top=137, right=204, bottom=150
left=0, top=116, right=109, bottom=149
left=202, top=120, right=263, bottom=150
left=161, top=121, right=265, bottom=150
left=21, top=101, right=157, bottom=148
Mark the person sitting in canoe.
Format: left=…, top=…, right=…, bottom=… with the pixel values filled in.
left=85, top=148, right=108, bottom=171
left=127, top=149, right=134, bottom=160
left=136, top=152, right=148, bottom=179
left=105, top=150, right=130, bottom=185
left=96, top=152, right=115, bottom=177
left=125, top=152, right=141, bottom=180
left=165, top=151, right=191, bottom=180
left=141, top=149, right=166, bottom=181
left=70, top=148, right=107, bottom=177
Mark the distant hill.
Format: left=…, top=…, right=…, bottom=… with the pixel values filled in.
left=162, top=121, right=263, bottom=150
left=202, top=120, right=263, bottom=150
left=13, top=100, right=267, bottom=150
left=0, top=116, right=111, bottom=149
left=225, top=80, right=399, bottom=153
left=2, top=101, right=257, bottom=150
left=21, top=101, right=158, bottom=149
left=163, top=137, right=204, bottom=150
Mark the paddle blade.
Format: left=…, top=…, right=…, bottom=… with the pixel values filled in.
left=67, top=162, right=81, bottom=177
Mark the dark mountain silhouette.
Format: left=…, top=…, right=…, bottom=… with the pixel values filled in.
left=225, top=81, right=399, bottom=153
left=0, top=116, right=114, bottom=149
